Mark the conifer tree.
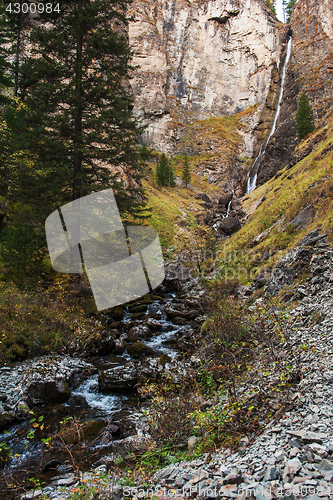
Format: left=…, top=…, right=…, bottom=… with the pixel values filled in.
left=283, top=0, right=297, bottom=23
left=21, top=0, right=144, bottom=215
left=296, top=93, right=315, bottom=140
left=156, top=153, right=175, bottom=187
left=264, top=0, right=276, bottom=16
left=182, top=155, right=191, bottom=187
left=156, top=153, right=167, bottom=187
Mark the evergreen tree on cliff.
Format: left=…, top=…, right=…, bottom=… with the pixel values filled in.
left=21, top=0, right=144, bottom=215
left=296, top=93, right=315, bottom=140
left=283, top=0, right=297, bottom=23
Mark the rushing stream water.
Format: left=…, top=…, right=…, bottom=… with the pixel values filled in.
left=0, top=292, right=191, bottom=487
left=246, top=38, right=292, bottom=194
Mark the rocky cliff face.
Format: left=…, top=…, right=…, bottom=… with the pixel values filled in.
left=257, top=0, right=333, bottom=185
left=129, top=0, right=285, bottom=154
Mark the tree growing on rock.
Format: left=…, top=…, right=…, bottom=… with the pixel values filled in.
left=296, top=93, right=315, bottom=140
left=283, top=0, right=297, bottom=23
left=264, top=0, right=276, bottom=16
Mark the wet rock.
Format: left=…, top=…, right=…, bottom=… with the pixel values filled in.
left=218, top=193, right=233, bottom=209
left=111, top=306, right=124, bottom=321
left=109, top=425, right=121, bottom=438
left=42, top=459, right=62, bottom=473
left=127, top=325, right=152, bottom=342
left=71, top=395, right=89, bottom=408
left=163, top=302, right=200, bottom=320
left=172, top=317, right=187, bottom=326
left=130, top=312, right=144, bottom=321
left=127, top=342, right=155, bottom=358
left=215, top=217, right=241, bottom=235
left=81, top=329, right=116, bottom=356
left=0, top=411, right=15, bottom=431
left=27, top=380, right=71, bottom=404
left=98, top=362, right=138, bottom=392
left=146, top=317, right=162, bottom=330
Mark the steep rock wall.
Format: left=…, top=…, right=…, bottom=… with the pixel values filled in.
left=256, top=0, right=333, bottom=185
left=129, top=0, right=284, bottom=154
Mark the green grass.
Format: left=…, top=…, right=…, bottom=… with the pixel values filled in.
left=0, top=276, right=97, bottom=364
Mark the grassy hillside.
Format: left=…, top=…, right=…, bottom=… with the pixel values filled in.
left=143, top=112, right=333, bottom=281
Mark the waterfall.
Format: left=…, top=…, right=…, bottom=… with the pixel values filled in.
left=246, top=38, right=292, bottom=194
left=226, top=200, right=232, bottom=217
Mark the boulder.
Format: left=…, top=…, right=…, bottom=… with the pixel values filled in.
left=163, top=302, right=200, bottom=320
left=0, top=411, right=15, bottom=431
left=82, top=329, right=117, bottom=356
left=112, top=434, right=152, bottom=456
left=146, top=317, right=162, bottom=330
left=113, top=334, right=128, bottom=354
left=56, top=419, right=106, bottom=445
left=218, top=193, right=233, bottom=209
left=290, top=205, right=315, bottom=229
left=197, top=193, right=212, bottom=204
left=27, top=380, right=71, bottom=404
left=111, top=306, right=124, bottom=321
left=204, top=212, right=215, bottom=225
left=127, top=325, right=152, bottom=341
left=215, top=217, right=241, bottom=235
left=98, top=362, right=138, bottom=392
left=127, top=342, right=155, bottom=358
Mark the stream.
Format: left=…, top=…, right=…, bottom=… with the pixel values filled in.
left=0, top=289, right=200, bottom=488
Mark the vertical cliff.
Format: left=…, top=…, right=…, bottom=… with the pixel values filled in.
left=129, top=0, right=284, bottom=154
left=256, top=0, right=333, bottom=185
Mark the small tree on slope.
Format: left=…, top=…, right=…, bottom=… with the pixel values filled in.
left=296, top=93, right=315, bottom=140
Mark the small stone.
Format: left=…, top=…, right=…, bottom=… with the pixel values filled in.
left=287, top=431, right=327, bottom=444
left=263, top=466, right=280, bottom=481
left=284, top=458, right=302, bottom=477
left=316, top=459, right=333, bottom=471
left=188, top=436, right=200, bottom=451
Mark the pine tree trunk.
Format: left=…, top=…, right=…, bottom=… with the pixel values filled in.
left=73, top=3, right=83, bottom=202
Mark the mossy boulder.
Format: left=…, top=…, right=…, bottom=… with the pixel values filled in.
left=131, top=312, right=144, bottom=321
left=57, top=419, right=106, bottom=445
left=127, top=342, right=155, bottom=358
left=112, top=306, right=124, bottom=321
left=129, top=304, right=147, bottom=313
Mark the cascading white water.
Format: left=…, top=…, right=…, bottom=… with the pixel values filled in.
left=246, top=38, right=292, bottom=194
